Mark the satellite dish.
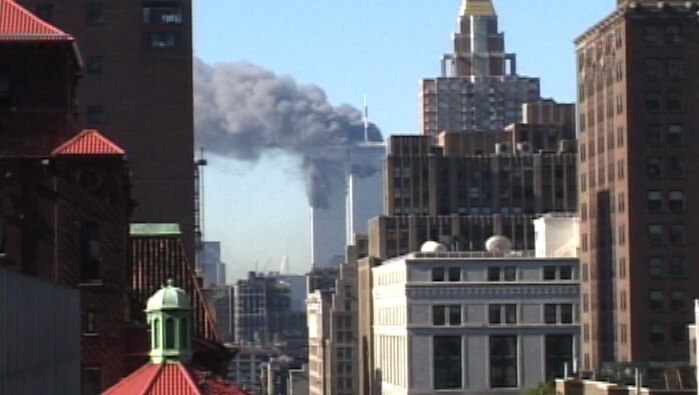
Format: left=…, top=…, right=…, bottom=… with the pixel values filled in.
left=420, top=241, right=448, bottom=253
left=485, top=235, right=512, bottom=255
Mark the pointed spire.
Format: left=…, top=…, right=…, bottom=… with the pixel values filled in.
left=460, top=0, right=497, bottom=17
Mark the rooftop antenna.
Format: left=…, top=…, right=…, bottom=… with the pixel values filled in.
left=280, top=255, right=289, bottom=274
left=363, top=94, right=369, bottom=142
left=194, top=147, right=208, bottom=273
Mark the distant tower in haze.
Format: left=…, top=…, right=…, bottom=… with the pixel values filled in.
left=419, top=0, right=541, bottom=136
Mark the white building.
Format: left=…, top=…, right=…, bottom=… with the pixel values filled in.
left=371, top=243, right=580, bottom=394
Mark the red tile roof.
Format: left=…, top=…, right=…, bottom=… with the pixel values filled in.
left=102, top=363, right=248, bottom=395
left=0, top=0, right=73, bottom=41
left=52, top=129, right=125, bottom=156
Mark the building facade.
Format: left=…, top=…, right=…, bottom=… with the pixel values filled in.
left=419, top=0, right=540, bottom=136
left=17, top=0, right=196, bottom=260
left=369, top=130, right=577, bottom=259
left=576, top=0, right=699, bottom=369
left=371, top=250, right=580, bottom=394
left=202, top=241, right=227, bottom=288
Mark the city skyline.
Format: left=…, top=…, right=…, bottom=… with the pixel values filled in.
left=195, top=1, right=615, bottom=280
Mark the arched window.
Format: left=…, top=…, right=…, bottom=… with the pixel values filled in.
left=179, top=318, right=187, bottom=348
left=80, top=222, right=101, bottom=282
left=0, top=66, right=10, bottom=107
left=165, top=318, right=175, bottom=348
left=153, top=318, right=160, bottom=348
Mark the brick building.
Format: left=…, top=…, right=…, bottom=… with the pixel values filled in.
left=0, top=2, right=132, bottom=393
left=16, top=0, right=196, bottom=261
left=576, top=0, right=699, bottom=369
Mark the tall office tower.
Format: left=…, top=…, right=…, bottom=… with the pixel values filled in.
left=576, top=1, right=699, bottom=369
left=311, top=141, right=386, bottom=268
left=419, top=0, right=540, bottom=136
left=202, top=241, right=227, bottom=288
left=18, top=0, right=196, bottom=259
left=346, top=141, right=386, bottom=245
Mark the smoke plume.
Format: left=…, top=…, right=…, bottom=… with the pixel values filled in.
left=194, top=58, right=383, bottom=208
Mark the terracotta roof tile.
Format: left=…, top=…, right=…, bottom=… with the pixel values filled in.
left=0, top=0, right=73, bottom=41
left=52, top=129, right=125, bottom=156
left=101, top=363, right=248, bottom=395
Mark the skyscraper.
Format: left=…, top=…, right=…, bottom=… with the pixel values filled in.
left=419, top=0, right=540, bottom=136
left=576, top=0, right=699, bottom=369
left=311, top=141, right=386, bottom=268
left=17, top=0, right=196, bottom=260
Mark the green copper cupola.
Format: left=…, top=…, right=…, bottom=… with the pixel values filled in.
left=145, top=279, right=193, bottom=364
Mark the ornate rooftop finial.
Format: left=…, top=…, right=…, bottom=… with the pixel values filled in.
left=460, top=0, right=497, bottom=16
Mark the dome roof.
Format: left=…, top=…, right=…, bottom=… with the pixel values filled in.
left=420, top=241, right=448, bottom=253
left=145, top=280, right=192, bottom=312
left=485, top=235, right=512, bottom=254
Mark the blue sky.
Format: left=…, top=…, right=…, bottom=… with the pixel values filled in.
left=194, top=0, right=615, bottom=281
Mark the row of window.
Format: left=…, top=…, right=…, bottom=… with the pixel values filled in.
left=433, top=334, right=573, bottom=389
left=645, top=90, right=683, bottom=112
left=580, top=123, right=683, bottom=163
left=431, top=303, right=576, bottom=326
left=647, top=190, right=684, bottom=212
left=36, top=2, right=183, bottom=25
left=646, top=58, right=684, bottom=79
left=580, top=256, right=687, bottom=283
left=430, top=265, right=573, bottom=282
left=582, top=322, right=687, bottom=345
left=645, top=24, right=682, bottom=46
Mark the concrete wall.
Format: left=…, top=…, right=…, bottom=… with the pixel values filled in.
left=0, top=267, right=80, bottom=395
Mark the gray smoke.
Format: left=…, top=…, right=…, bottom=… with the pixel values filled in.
left=194, top=58, right=383, bottom=208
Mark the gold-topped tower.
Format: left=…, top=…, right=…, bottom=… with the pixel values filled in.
left=460, top=0, right=497, bottom=16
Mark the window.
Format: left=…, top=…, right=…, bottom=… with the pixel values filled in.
left=667, top=58, right=683, bottom=79
left=489, top=304, right=516, bottom=324
left=645, top=91, right=661, bottom=111
left=35, top=4, right=53, bottom=22
left=644, top=25, right=662, bottom=45
left=80, top=222, right=101, bottom=282
left=668, top=191, right=684, bottom=212
left=648, top=225, right=663, bottom=247
left=670, top=291, right=686, bottom=311
left=670, top=257, right=687, bottom=278
left=489, top=305, right=501, bottom=324
left=179, top=318, right=187, bottom=348
left=649, top=257, right=666, bottom=278
left=543, top=266, right=556, bottom=280
left=647, top=124, right=662, bottom=146
left=432, top=306, right=445, bottom=326
left=544, top=304, right=557, bottom=324
left=667, top=124, right=683, bottom=146
left=434, top=336, right=462, bottom=389
left=0, top=66, right=10, bottom=107
left=650, top=324, right=666, bottom=343
left=647, top=190, right=662, bottom=211
left=86, top=56, right=104, bottom=74
left=668, top=157, right=684, bottom=178
left=672, top=323, right=687, bottom=343
left=487, top=267, right=500, bottom=281
left=153, top=318, right=160, bottom=348
left=85, top=310, right=97, bottom=334
left=143, top=3, right=183, bottom=24
left=503, top=266, right=516, bottom=281
left=490, top=336, right=517, bottom=388
left=666, top=25, right=682, bottom=45
left=433, top=305, right=461, bottom=326
left=647, top=158, right=662, bottom=178
left=560, top=304, right=573, bottom=324
left=666, top=90, right=682, bottom=111
left=86, top=3, right=104, bottom=24
left=670, top=225, right=686, bottom=246
left=431, top=267, right=445, bottom=282
left=81, top=367, right=101, bottom=395
left=560, top=266, right=572, bottom=280
left=649, top=290, right=665, bottom=311
left=86, top=105, right=104, bottom=124
left=165, top=318, right=175, bottom=348
left=545, top=335, right=573, bottom=381
left=645, top=58, right=662, bottom=79
left=448, top=267, right=460, bottom=282
left=146, top=32, right=180, bottom=48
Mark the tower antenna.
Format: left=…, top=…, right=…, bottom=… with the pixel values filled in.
left=363, top=94, right=369, bottom=142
